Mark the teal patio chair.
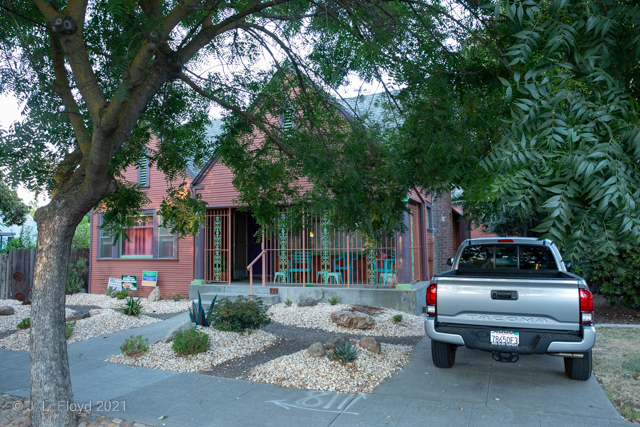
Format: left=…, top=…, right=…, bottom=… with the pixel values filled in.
left=288, top=252, right=312, bottom=283
left=375, top=251, right=395, bottom=284
left=333, top=252, right=359, bottom=283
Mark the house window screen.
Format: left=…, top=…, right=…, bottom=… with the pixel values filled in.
left=121, top=215, right=153, bottom=258
left=158, top=216, right=175, bottom=259
left=99, top=216, right=114, bottom=258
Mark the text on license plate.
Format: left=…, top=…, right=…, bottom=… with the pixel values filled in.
left=491, top=331, right=519, bottom=346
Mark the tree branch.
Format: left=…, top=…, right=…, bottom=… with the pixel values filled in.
left=177, top=72, right=294, bottom=158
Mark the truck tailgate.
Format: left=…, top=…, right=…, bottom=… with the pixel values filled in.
left=436, top=275, right=580, bottom=331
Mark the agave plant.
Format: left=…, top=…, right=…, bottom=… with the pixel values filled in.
left=328, top=341, right=359, bottom=363
left=190, top=292, right=217, bottom=326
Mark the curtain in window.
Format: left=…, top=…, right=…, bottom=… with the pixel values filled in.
left=122, top=228, right=153, bottom=256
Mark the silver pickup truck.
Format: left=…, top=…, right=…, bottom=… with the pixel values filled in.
left=424, top=237, right=595, bottom=380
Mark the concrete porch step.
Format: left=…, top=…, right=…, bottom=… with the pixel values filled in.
left=198, top=291, right=280, bottom=306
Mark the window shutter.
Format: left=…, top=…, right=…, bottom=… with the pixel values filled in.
left=280, top=104, right=295, bottom=137
left=139, top=151, right=148, bottom=187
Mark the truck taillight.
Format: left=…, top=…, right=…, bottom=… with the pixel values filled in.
left=426, top=284, right=437, bottom=316
left=579, top=288, right=594, bottom=326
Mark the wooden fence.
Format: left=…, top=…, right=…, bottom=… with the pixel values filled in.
left=0, top=249, right=89, bottom=300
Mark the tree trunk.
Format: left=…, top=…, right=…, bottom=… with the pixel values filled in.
left=30, top=203, right=84, bottom=427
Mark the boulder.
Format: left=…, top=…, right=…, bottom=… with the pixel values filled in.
left=0, top=306, right=15, bottom=316
left=330, top=310, right=375, bottom=329
left=78, top=288, right=87, bottom=294
left=359, top=337, right=381, bottom=354
left=324, top=335, right=351, bottom=351
left=298, top=297, right=317, bottom=307
left=66, top=310, right=91, bottom=322
left=147, top=287, right=162, bottom=302
left=307, top=342, right=326, bottom=357
left=163, top=320, right=195, bottom=343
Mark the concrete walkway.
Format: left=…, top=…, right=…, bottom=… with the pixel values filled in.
left=0, top=315, right=630, bottom=426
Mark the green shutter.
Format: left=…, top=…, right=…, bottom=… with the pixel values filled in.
left=139, top=151, right=148, bottom=186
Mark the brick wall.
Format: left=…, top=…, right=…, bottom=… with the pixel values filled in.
left=432, top=193, right=455, bottom=275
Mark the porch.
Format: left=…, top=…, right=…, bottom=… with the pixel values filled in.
left=199, top=206, right=428, bottom=289
left=189, top=281, right=430, bottom=315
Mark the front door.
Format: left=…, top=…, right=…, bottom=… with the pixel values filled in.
left=233, top=211, right=248, bottom=279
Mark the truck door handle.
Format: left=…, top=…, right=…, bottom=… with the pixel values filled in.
left=491, top=290, right=518, bottom=300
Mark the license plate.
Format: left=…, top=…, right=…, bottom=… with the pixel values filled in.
left=491, top=331, right=519, bottom=346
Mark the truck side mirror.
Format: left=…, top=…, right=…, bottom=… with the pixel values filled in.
left=447, top=257, right=454, bottom=266
left=565, top=261, right=572, bottom=270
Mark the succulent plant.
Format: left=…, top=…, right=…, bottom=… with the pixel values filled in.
left=190, top=292, right=217, bottom=326
left=328, top=341, right=358, bottom=363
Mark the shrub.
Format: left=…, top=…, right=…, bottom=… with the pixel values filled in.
left=284, top=298, right=292, bottom=307
left=172, top=293, right=183, bottom=301
left=328, top=341, right=358, bottom=363
left=574, top=249, right=640, bottom=308
left=115, top=289, right=129, bottom=300
left=392, top=314, right=403, bottom=323
left=121, top=297, right=143, bottom=317
left=172, top=329, right=209, bottom=356
left=65, top=321, right=76, bottom=339
left=120, top=335, right=149, bottom=357
left=16, top=317, right=30, bottom=329
left=328, top=295, right=339, bottom=306
left=67, top=258, right=88, bottom=294
left=208, top=296, right=271, bottom=334
left=105, top=286, right=116, bottom=297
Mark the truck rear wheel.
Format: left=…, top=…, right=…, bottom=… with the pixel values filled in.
left=564, top=349, right=592, bottom=381
left=431, top=340, right=456, bottom=368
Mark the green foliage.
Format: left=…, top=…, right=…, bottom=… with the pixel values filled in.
left=121, top=296, right=144, bottom=317
left=72, top=215, right=90, bottom=249
left=105, top=286, right=115, bottom=297
left=115, top=289, right=129, bottom=300
left=328, top=341, right=358, bottom=363
left=328, top=295, right=339, bottom=306
left=189, top=292, right=217, bottom=326
left=392, top=314, right=403, bottom=323
left=172, top=329, right=209, bottom=356
left=171, top=294, right=183, bottom=301
left=65, top=321, right=75, bottom=339
left=0, top=177, right=29, bottom=227
left=574, top=249, right=640, bottom=309
left=0, top=226, right=36, bottom=253
left=66, top=258, right=88, bottom=294
left=158, top=183, right=207, bottom=238
left=120, top=335, right=149, bottom=357
left=16, top=317, right=30, bottom=329
left=284, top=298, right=292, bottom=307
left=208, top=296, right=271, bottom=334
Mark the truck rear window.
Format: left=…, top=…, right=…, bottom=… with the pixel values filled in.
left=458, top=245, right=558, bottom=270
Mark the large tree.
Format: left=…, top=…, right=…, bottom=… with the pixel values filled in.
left=0, top=1, right=443, bottom=425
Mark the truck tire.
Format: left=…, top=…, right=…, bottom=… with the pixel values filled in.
left=431, top=340, right=456, bottom=368
left=564, top=349, right=592, bottom=381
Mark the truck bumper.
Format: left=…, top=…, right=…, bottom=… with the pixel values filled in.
left=424, top=318, right=596, bottom=353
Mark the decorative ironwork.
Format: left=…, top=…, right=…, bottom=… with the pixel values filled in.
left=410, top=211, right=415, bottom=282
left=368, top=247, right=376, bottom=285
left=321, top=214, right=330, bottom=284
left=214, top=216, right=221, bottom=281
left=278, top=213, right=288, bottom=280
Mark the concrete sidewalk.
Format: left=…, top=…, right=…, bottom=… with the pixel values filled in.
left=0, top=315, right=630, bottom=426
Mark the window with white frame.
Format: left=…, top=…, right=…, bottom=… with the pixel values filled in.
left=98, top=212, right=176, bottom=259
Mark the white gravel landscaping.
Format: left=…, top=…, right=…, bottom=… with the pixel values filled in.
left=0, top=294, right=190, bottom=351
left=248, top=342, right=412, bottom=394
left=268, top=303, right=426, bottom=337
left=106, top=326, right=278, bottom=373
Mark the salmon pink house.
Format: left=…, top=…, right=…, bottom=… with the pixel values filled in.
left=89, top=94, right=457, bottom=298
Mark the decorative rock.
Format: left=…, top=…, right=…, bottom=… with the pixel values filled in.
left=163, top=320, right=195, bottom=343
left=147, top=287, right=162, bottom=302
left=307, top=342, right=326, bottom=357
left=0, top=306, right=15, bottom=315
left=66, top=310, right=91, bottom=322
left=359, top=337, right=381, bottom=354
left=324, top=335, right=350, bottom=351
left=330, top=310, right=375, bottom=329
left=298, top=297, right=317, bottom=307
left=78, top=288, right=86, bottom=293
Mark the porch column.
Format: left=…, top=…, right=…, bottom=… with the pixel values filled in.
left=192, top=225, right=205, bottom=284
left=396, top=209, right=412, bottom=286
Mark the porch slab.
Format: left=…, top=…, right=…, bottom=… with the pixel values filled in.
left=190, top=282, right=429, bottom=315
